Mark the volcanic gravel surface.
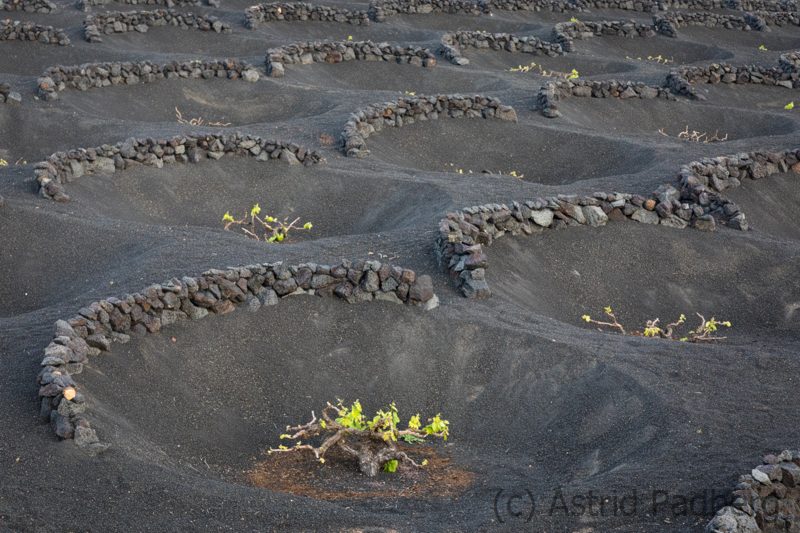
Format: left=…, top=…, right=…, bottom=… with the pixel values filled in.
left=1, top=2, right=799, bottom=532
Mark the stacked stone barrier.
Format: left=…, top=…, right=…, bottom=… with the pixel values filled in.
left=365, top=0, right=796, bottom=21
left=0, top=81, right=20, bottom=103
left=781, top=50, right=800, bottom=71
left=34, top=133, right=324, bottom=202
left=37, top=260, right=438, bottom=448
left=658, top=8, right=800, bottom=31
left=77, top=0, right=218, bottom=12
left=440, top=30, right=563, bottom=65
left=265, top=40, right=436, bottom=77
left=368, top=0, right=490, bottom=21
left=341, top=94, right=517, bottom=158
left=245, top=2, right=370, bottom=28
left=0, top=19, right=70, bottom=45
left=758, top=10, right=800, bottom=27
left=726, top=0, right=797, bottom=10
left=666, top=52, right=800, bottom=99
left=83, top=9, right=230, bottom=42
left=537, top=79, right=674, bottom=117
left=538, top=53, right=799, bottom=114
left=36, top=59, right=259, bottom=101
left=706, top=450, right=800, bottom=533
left=438, top=148, right=799, bottom=297
left=552, top=19, right=656, bottom=51
left=0, top=0, right=55, bottom=12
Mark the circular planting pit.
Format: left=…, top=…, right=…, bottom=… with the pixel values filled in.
left=725, top=171, right=800, bottom=242
left=248, top=444, right=475, bottom=500
left=76, top=295, right=667, bottom=494
left=365, top=119, right=655, bottom=185
left=282, top=59, right=510, bottom=92
left=486, top=219, right=800, bottom=334
left=60, top=157, right=452, bottom=239
left=54, top=77, right=334, bottom=126
left=463, top=50, right=637, bottom=77
left=574, top=34, right=733, bottom=65
left=555, top=97, right=796, bottom=141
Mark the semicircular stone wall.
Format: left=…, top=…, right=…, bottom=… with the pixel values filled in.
left=707, top=450, right=800, bottom=533
left=36, top=59, right=259, bottom=101
left=34, top=133, right=324, bottom=202
left=265, top=39, right=436, bottom=77
left=37, top=260, right=438, bottom=448
left=341, top=94, right=518, bottom=158
left=437, top=148, right=800, bottom=298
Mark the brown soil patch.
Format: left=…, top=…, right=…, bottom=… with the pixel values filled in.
left=245, top=445, right=474, bottom=501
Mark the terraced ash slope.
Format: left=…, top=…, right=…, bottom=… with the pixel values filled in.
left=0, top=0, right=798, bottom=531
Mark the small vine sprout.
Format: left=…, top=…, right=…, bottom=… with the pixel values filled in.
left=222, top=203, right=313, bottom=244
left=581, top=308, right=731, bottom=342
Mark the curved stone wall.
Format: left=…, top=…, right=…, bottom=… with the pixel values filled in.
left=0, top=81, right=20, bottom=104
left=437, top=148, right=799, bottom=297
left=37, top=260, right=437, bottom=447
left=0, top=19, right=70, bottom=45
left=36, top=59, right=258, bottom=101
left=83, top=9, right=230, bottom=42
left=440, top=30, right=564, bottom=65
left=246, top=2, right=370, bottom=28
left=341, top=94, right=518, bottom=158
left=537, top=79, right=674, bottom=117
left=0, top=0, right=55, bottom=12
left=368, top=0, right=490, bottom=21
left=34, top=133, right=324, bottom=202
left=265, top=40, right=436, bottom=77
left=726, top=0, right=796, bottom=10
left=706, top=450, right=800, bottom=533
left=240, top=0, right=800, bottom=26
left=552, top=19, right=656, bottom=52
left=366, top=0, right=788, bottom=19
left=653, top=10, right=796, bottom=35
left=666, top=52, right=800, bottom=99
left=77, top=0, right=215, bottom=12
left=538, top=53, right=799, bottom=115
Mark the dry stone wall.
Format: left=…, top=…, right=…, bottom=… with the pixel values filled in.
left=368, top=0, right=489, bottom=21
left=0, top=81, right=20, bottom=103
left=0, top=0, right=55, bottom=12
left=37, top=260, right=438, bottom=448
left=552, top=19, right=656, bottom=51
left=265, top=40, right=436, bottom=77
left=666, top=52, right=800, bottom=99
left=249, top=0, right=799, bottom=25
left=727, top=0, right=796, bottom=10
left=539, top=53, right=799, bottom=114
left=246, top=2, right=370, bottom=27
left=440, top=30, right=564, bottom=65
left=77, top=0, right=216, bottom=12
left=367, top=0, right=786, bottom=18
left=0, top=19, right=70, bottom=45
left=83, top=9, right=230, bottom=42
left=36, top=59, right=259, bottom=101
left=653, top=10, right=781, bottom=35
left=35, top=133, right=324, bottom=202
left=341, top=94, right=518, bottom=158
left=537, top=79, right=674, bottom=117
left=437, top=148, right=799, bottom=297
left=706, top=450, right=800, bottom=533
